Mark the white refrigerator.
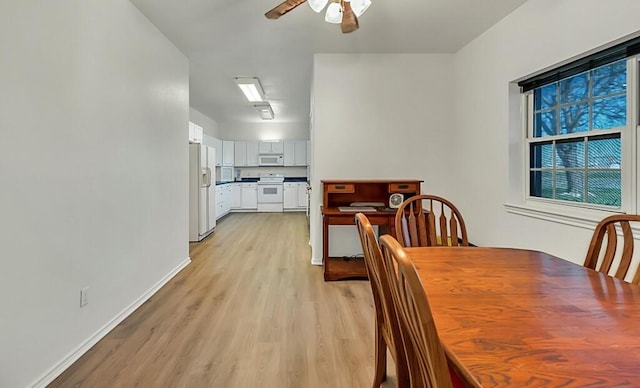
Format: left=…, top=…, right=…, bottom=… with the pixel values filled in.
left=189, top=144, right=216, bottom=241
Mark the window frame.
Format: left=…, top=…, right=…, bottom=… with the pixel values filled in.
left=521, top=57, right=638, bottom=216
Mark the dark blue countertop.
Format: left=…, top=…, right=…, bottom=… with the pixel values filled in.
left=232, top=177, right=308, bottom=183
left=215, top=181, right=233, bottom=185
left=284, top=177, right=308, bottom=182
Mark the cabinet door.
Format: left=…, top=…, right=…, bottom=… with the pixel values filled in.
left=246, top=141, right=259, bottom=166
left=222, top=140, right=234, bottom=166
left=213, top=138, right=223, bottom=166
left=294, top=141, right=306, bottom=165
left=188, top=122, right=195, bottom=143
left=283, top=141, right=295, bottom=166
left=241, top=185, right=257, bottom=209
left=271, top=141, right=284, bottom=154
left=259, top=141, right=272, bottom=154
left=283, top=183, right=297, bottom=209
left=234, top=141, right=247, bottom=166
left=231, top=183, right=242, bottom=209
left=224, top=184, right=232, bottom=201
left=215, top=187, right=224, bottom=219
left=297, top=182, right=308, bottom=207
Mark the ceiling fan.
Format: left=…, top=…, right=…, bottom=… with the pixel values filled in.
left=265, top=0, right=369, bottom=34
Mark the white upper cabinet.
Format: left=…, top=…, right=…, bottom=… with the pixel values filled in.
left=234, top=141, right=260, bottom=166
left=213, top=138, right=223, bottom=166
left=222, top=140, right=234, bottom=166
left=246, top=141, right=259, bottom=166
left=188, top=121, right=203, bottom=144
left=234, top=141, right=247, bottom=166
left=259, top=141, right=283, bottom=154
left=283, top=141, right=295, bottom=166
left=284, top=140, right=307, bottom=166
left=294, top=141, right=306, bottom=166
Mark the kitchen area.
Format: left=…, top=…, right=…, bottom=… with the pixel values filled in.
left=188, top=121, right=310, bottom=242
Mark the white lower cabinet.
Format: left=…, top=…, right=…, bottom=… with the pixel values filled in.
left=283, top=183, right=297, bottom=210
left=222, top=181, right=304, bottom=215
left=216, top=183, right=232, bottom=220
left=231, top=183, right=241, bottom=209
left=283, top=182, right=307, bottom=211
left=297, top=182, right=308, bottom=208
left=241, top=183, right=258, bottom=210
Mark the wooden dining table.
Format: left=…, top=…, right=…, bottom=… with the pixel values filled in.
left=405, top=246, right=640, bottom=387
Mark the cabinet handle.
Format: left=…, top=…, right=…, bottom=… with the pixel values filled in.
left=398, top=184, right=409, bottom=189
left=335, top=185, right=345, bottom=189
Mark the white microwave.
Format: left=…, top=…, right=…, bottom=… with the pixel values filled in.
left=259, top=154, right=284, bottom=166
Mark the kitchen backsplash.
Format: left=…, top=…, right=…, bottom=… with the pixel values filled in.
left=236, top=166, right=307, bottom=178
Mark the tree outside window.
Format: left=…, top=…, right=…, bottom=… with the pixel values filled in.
left=529, top=60, right=626, bottom=207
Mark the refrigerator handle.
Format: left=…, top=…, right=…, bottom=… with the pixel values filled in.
left=205, top=167, right=212, bottom=187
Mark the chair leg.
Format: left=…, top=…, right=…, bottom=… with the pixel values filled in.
left=394, top=354, right=410, bottom=388
left=373, top=325, right=387, bottom=387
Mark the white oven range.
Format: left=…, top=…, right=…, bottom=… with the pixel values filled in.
left=257, top=174, right=284, bottom=212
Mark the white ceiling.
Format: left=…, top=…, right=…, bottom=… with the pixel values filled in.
left=130, top=0, right=527, bottom=128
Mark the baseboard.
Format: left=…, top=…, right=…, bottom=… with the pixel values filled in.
left=311, top=256, right=323, bottom=266
left=30, top=257, right=191, bottom=388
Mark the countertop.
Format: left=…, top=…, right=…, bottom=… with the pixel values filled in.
left=231, top=177, right=308, bottom=183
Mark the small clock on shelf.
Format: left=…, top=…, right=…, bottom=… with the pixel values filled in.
left=389, top=193, right=404, bottom=209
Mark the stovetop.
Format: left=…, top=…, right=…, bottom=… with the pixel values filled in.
left=258, top=173, right=285, bottom=183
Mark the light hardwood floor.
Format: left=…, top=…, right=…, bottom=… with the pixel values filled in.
left=50, top=213, right=397, bottom=388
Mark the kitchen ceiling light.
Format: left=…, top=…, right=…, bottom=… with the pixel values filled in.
left=234, top=77, right=265, bottom=102
left=324, top=1, right=343, bottom=23
left=265, top=0, right=369, bottom=33
left=254, top=103, right=274, bottom=120
left=350, top=0, right=371, bottom=17
left=308, top=0, right=328, bottom=13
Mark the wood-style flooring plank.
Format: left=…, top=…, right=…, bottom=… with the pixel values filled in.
left=49, top=213, right=397, bottom=388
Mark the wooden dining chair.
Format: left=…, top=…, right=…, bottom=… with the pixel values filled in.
left=355, top=213, right=409, bottom=387
left=584, top=214, right=640, bottom=284
left=379, top=234, right=461, bottom=388
left=394, top=194, right=469, bottom=248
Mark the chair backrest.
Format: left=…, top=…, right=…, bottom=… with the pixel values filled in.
left=379, top=234, right=453, bottom=388
left=584, top=214, right=640, bottom=284
left=354, top=213, right=408, bottom=381
left=394, top=194, right=468, bottom=248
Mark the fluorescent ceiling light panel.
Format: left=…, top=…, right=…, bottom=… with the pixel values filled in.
left=254, top=103, right=274, bottom=120
left=235, top=77, right=265, bottom=102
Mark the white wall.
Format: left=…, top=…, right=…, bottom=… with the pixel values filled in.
left=219, top=122, right=309, bottom=141
left=310, top=54, right=455, bottom=263
left=0, top=1, right=189, bottom=387
left=452, top=0, right=640, bottom=262
left=190, top=107, right=220, bottom=137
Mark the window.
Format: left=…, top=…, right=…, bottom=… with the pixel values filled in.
left=527, top=60, right=626, bottom=208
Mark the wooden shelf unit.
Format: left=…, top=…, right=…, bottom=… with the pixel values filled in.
left=321, top=179, right=422, bottom=281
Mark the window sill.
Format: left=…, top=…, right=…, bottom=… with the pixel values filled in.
left=504, top=201, right=623, bottom=230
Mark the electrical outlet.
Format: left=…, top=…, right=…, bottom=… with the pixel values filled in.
left=80, top=287, right=89, bottom=307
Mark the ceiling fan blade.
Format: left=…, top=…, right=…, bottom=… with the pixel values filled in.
left=341, top=1, right=359, bottom=33
left=265, top=0, right=308, bottom=19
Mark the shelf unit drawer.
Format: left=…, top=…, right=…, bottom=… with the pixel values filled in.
left=389, top=183, right=418, bottom=193
left=326, top=183, right=355, bottom=193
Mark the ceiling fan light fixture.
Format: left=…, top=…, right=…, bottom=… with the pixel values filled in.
left=308, top=0, right=329, bottom=13
left=254, top=103, right=275, bottom=120
left=350, top=0, right=371, bottom=17
left=324, top=1, right=343, bottom=23
left=234, top=77, right=265, bottom=102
